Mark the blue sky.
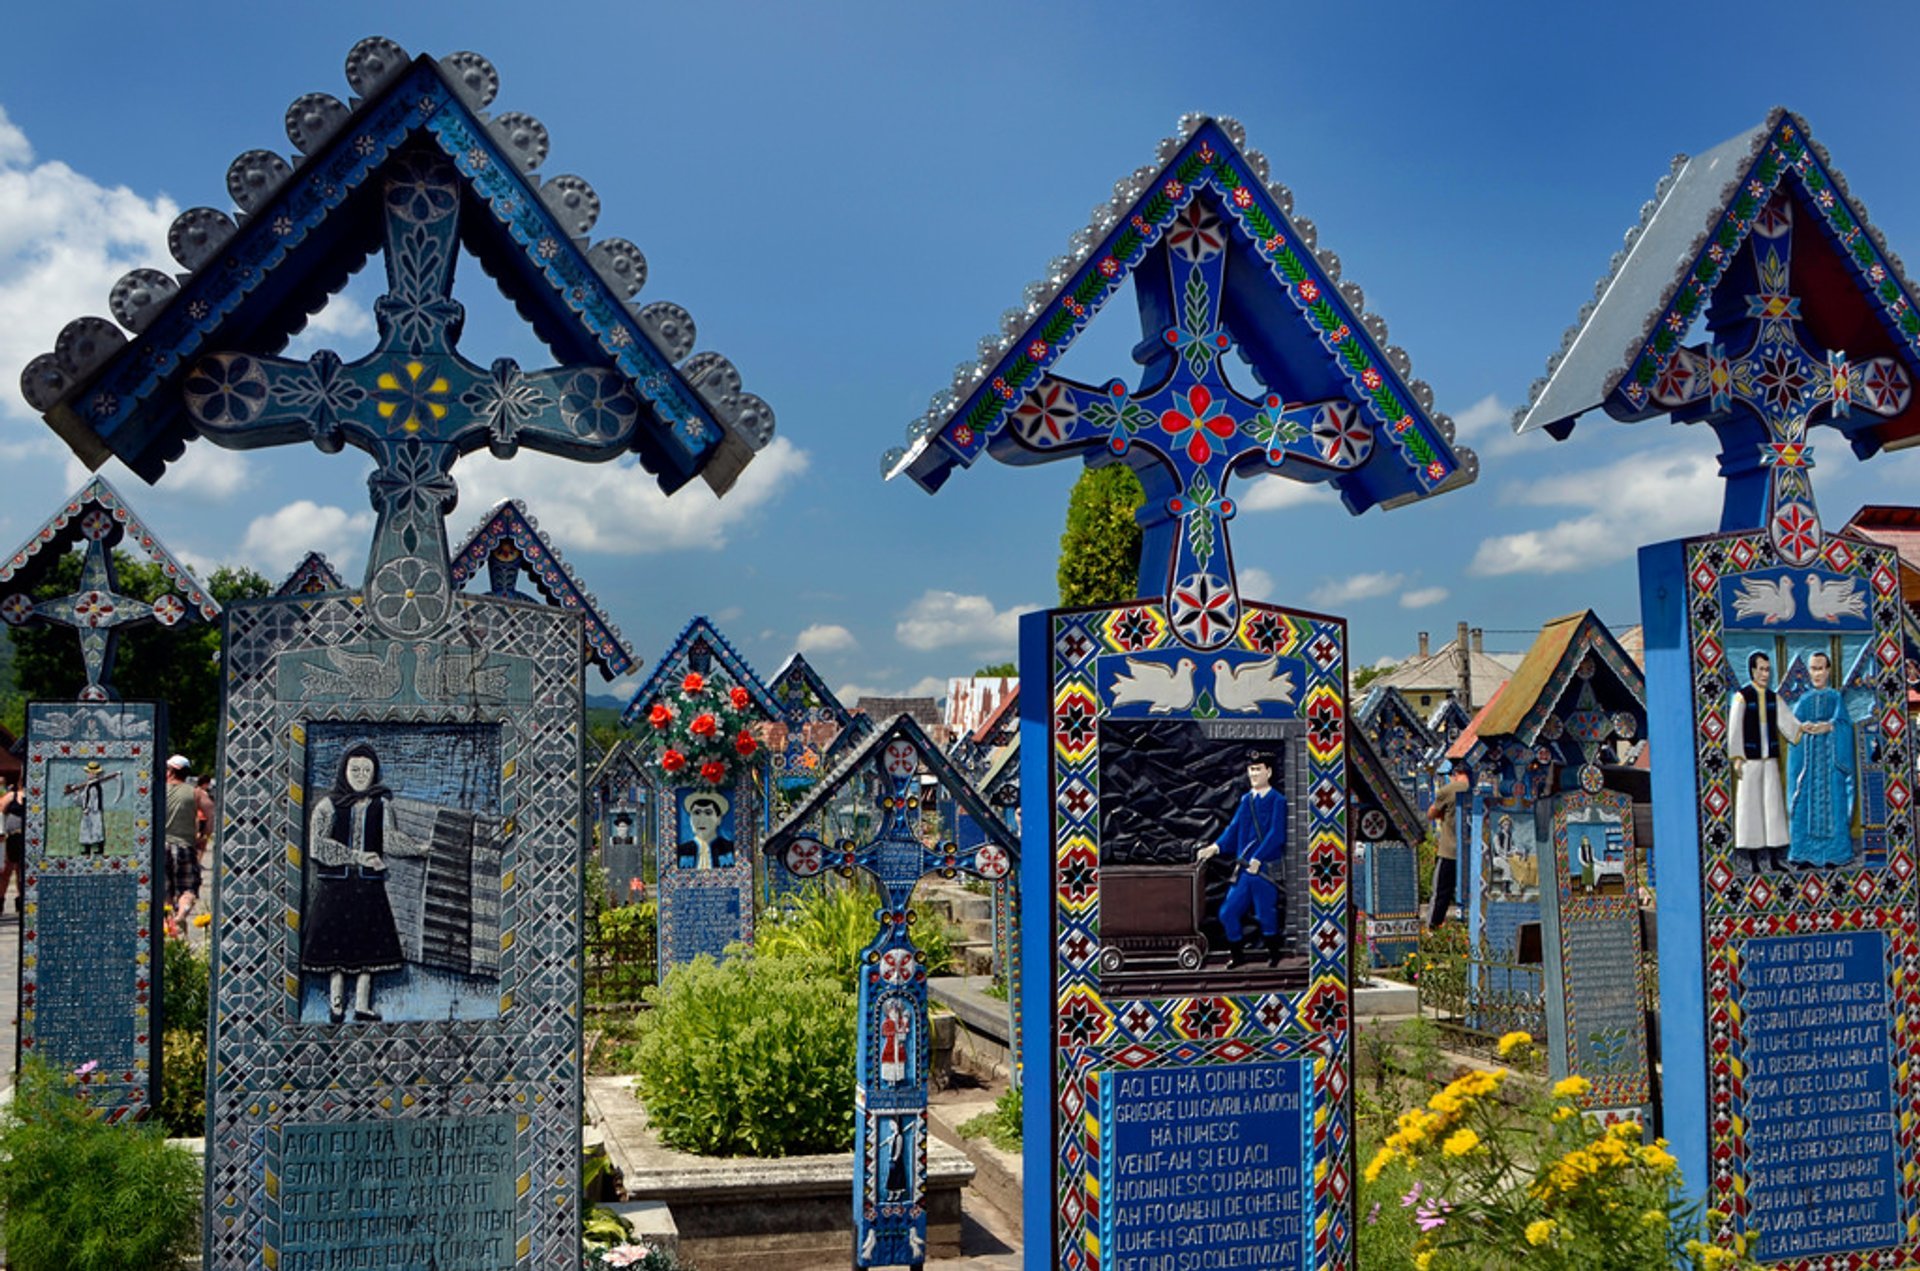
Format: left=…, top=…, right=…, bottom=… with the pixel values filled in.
left=3, top=1, right=1919, bottom=703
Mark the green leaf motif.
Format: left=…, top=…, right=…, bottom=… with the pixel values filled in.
left=1084, top=398, right=1153, bottom=439
left=1185, top=487, right=1217, bottom=568
left=1193, top=689, right=1219, bottom=720
left=1244, top=410, right=1305, bottom=448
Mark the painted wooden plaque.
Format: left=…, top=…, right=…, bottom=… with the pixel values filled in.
left=656, top=776, right=757, bottom=966
left=1021, top=599, right=1349, bottom=1271
left=19, top=701, right=164, bottom=1119
left=204, top=593, right=583, bottom=1269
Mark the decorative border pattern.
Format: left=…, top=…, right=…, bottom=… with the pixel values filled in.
left=20, top=700, right=161, bottom=1121
left=449, top=499, right=635, bottom=679
left=1042, top=599, right=1352, bottom=1270
left=1685, top=530, right=1919, bottom=1263
left=204, top=593, right=582, bottom=1270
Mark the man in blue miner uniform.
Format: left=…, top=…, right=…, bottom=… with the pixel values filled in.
left=1196, top=749, right=1288, bottom=968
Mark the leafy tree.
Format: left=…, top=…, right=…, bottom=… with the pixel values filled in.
left=1355, top=661, right=1398, bottom=692
left=1057, top=463, right=1144, bottom=607
left=972, top=662, right=1016, bottom=677
left=6, top=553, right=270, bottom=766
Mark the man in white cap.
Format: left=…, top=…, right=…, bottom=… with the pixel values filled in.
left=165, top=756, right=215, bottom=925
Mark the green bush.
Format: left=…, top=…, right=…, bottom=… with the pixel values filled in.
left=754, top=881, right=957, bottom=993
left=162, top=936, right=208, bottom=1038
left=0, top=1059, right=201, bottom=1270
left=959, top=1084, right=1022, bottom=1152
left=158, top=1028, right=206, bottom=1138
left=632, top=953, right=855, bottom=1157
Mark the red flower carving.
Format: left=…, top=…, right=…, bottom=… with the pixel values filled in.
left=729, top=686, right=750, bottom=709
left=661, top=748, right=687, bottom=773
left=682, top=672, right=705, bottom=692
left=735, top=730, right=758, bottom=757
left=648, top=703, right=673, bottom=729
left=699, top=760, right=727, bottom=784
left=1159, top=384, right=1236, bottom=464
left=691, top=713, right=717, bottom=738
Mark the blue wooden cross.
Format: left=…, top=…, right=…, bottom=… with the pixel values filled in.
left=768, top=715, right=1017, bottom=1271
left=1625, top=190, right=1912, bottom=564
left=179, top=152, right=649, bottom=637
left=0, top=477, right=219, bottom=699
left=987, top=189, right=1376, bottom=648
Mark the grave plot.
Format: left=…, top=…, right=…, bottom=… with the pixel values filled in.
left=768, top=714, right=1018, bottom=1268
left=22, top=36, right=773, bottom=1269
left=1449, top=612, right=1651, bottom=1117
left=886, top=113, right=1476, bottom=1270
left=624, top=616, right=779, bottom=967
left=1345, top=720, right=1425, bottom=973
left=0, top=476, right=219, bottom=1121
left=1519, top=109, right=1920, bottom=1263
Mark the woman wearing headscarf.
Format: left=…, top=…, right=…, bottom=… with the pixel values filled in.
left=301, top=742, right=432, bottom=1024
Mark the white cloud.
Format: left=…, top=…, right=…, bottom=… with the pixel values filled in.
left=58, top=443, right=255, bottom=504
left=0, top=106, right=177, bottom=424
left=1237, top=476, right=1331, bottom=513
left=1236, top=566, right=1276, bottom=603
left=1400, top=585, right=1450, bottom=609
left=1448, top=393, right=1511, bottom=440
left=455, top=437, right=810, bottom=556
left=1309, top=571, right=1405, bottom=608
left=796, top=623, right=857, bottom=655
left=239, top=501, right=372, bottom=577
left=839, top=675, right=948, bottom=704
left=895, top=590, right=1033, bottom=652
left=1470, top=445, right=1721, bottom=576
left=283, top=292, right=375, bottom=358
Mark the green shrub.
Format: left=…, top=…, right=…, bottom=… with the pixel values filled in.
left=162, top=936, right=208, bottom=1038
left=633, top=953, right=854, bottom=1157
left=158, top=1028, right=206, bottom=1137
left=959, top=1084, right=1022, bottom=1152
left=0, top=1059, right=201, bottom=1270
left=754, top=881, right=958, bottom=992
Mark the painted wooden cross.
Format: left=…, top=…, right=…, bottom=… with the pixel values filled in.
left=1634, top=191, right=1912, bottom=565
left=0, top=477, right=219, bottom=700
left=179, top=151, right=647, bottom=638
left=991, top=190, right=1377, bottom=648
left=767, top=715, right=1017, bottom=1271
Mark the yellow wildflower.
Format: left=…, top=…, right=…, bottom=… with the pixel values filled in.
left=1441, top=1127, right=1480, bottom=1157
left=1427, top=1088, right=1464, bottom=1117
left=1413, top=1252, right=1434, bottom=1271
left=1362, top=1147, right=1395, bottom=1183
left=1496, top=1030, right=1532, bottom=1057
left=192, top=911, right=212, bottom=928
left=1607, top=1118, right=1643, bottom=1141
left=1642, top=1209, right=1668, bottom=1227
left=1551, top=1074, right=1592, bottom=1099
left=1639, top=1143, right=1678, bottom=1174
left=1525, top=1218, right=1557, bottom=1247
left=1551, top=1105, right=1575, bottom=1122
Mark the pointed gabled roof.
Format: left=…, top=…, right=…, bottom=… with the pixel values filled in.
left=273, top=551, right=346, bottom=597
left=821, top=710, right=876, bottom=769
left=587, top=738, right=649, bottom=791
left=766, top=713, right=1018, bottom=858
left=770, top=652, right=855, bottom=725
left=970, top=685, right=1021, bottom=749
left=1354, top=685, right=1437, bottom=748
left=621, top=615, right=778, bottom=723
left=885, top=114, right=1476, bottom=512
left=1345, top=723, right=1424, bottom=847
left=979, top=737, right=1020, bottom=808
left=1517, top=108, right=1920, bottom=445
left=1446, top=680, right=1510, bottom=763
left=0, top=475, right=220, bottom=621
left=1427, top=697, right=1472, bottom=737
left=449, top=499, right=635, bottom=680
left=22, top=37, right=772, bottom=495
left=1472, top=612, right=1645, bottom=747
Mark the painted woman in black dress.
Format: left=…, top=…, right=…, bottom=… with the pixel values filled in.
left=301, top=742, right=430, bottom=1024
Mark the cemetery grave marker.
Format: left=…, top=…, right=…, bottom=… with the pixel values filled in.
left=25, top=36, right=772, bottom=1268
left=1344, top=719, right=1425, bottom=973
left=887, top=113, right=1476, bottom=1270
left=624, top=615, right=778, bottom=966
left=1, top=476, right=219, bottom=1120
left=588, top=739, right=655, bottom=904
left=273, top=551, right=346, bottom=598
left=767, top=713, right=1018, bottom=1269
left=768, top=651, right=863, bottom=788
left=1519, top=109, right=1920, bottom=1261
left=1354, top=684, right=1439, bottom=812
left=450, top=497, right=638, bottom=681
